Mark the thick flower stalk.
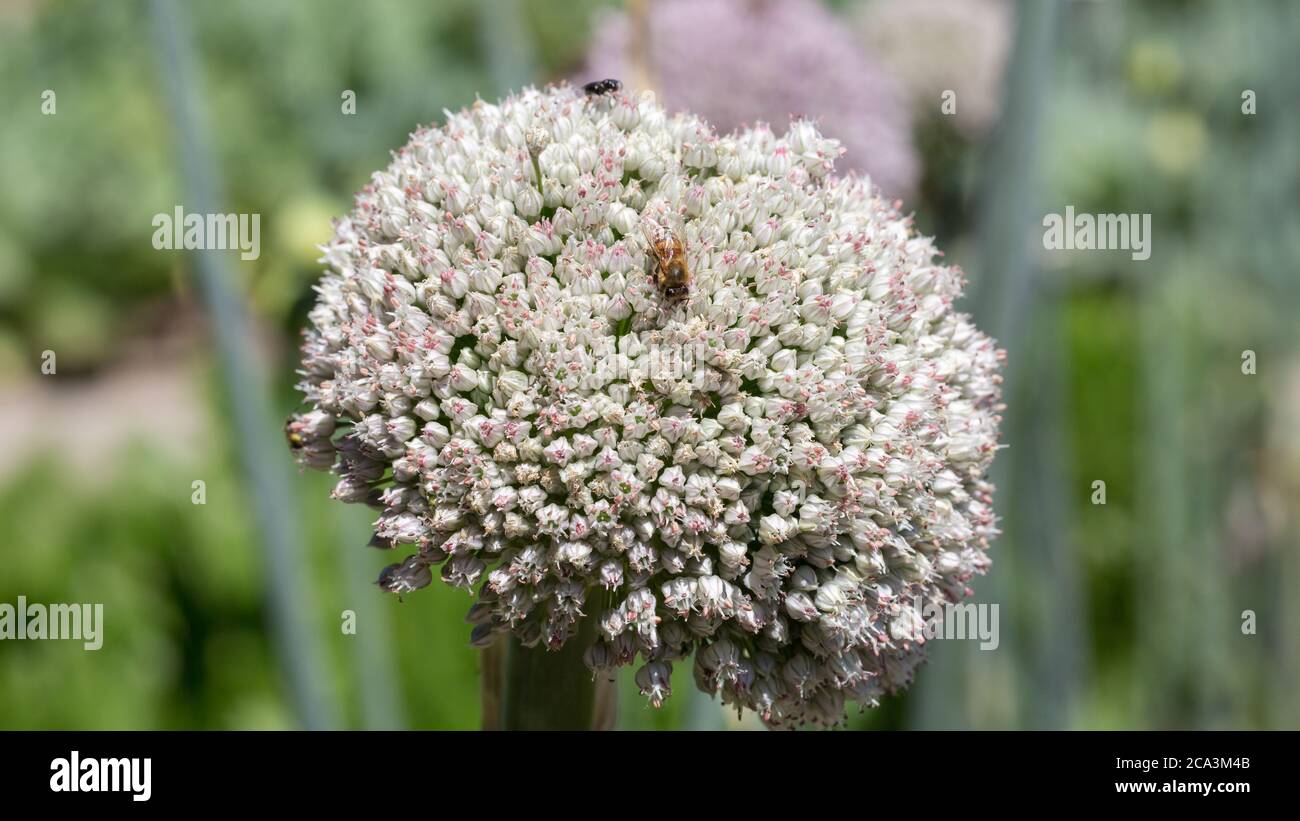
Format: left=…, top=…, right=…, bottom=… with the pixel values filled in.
left=289, top=84, right=1003, bottom=728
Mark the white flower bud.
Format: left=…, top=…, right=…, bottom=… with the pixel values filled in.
left=514, top=183, right=542, bottom=217
left=784, top=591, right=818, bottom=622
left=758, top=514, right=796, bottom=545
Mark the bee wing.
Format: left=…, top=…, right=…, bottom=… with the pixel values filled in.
left=640, top=204, right=687, bottom=251
left=663, top=208, right=687, bottom=241
left=640, top=214, right=669, bottom=258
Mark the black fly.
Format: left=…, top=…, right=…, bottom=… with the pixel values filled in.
left=582, top=78, right=622, bottom=96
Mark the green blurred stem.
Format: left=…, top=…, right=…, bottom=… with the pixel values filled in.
left=336, top=507, right=405, bottom=729
left=485, top=610, right=616, bottom=730
left=914, top=0, right=1064, bottom=730
left=149, top=0, right=336, bottom=729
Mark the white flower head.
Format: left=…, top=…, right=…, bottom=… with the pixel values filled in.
left=290, top=83, right=1003, bottom=728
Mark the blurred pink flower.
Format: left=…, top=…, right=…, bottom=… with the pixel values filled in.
left=856, top=0, right=1013, bottom=136
left=579, top=0, right=919, bottom=197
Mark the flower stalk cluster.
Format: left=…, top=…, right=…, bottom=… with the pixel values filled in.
left=289, top=84, right=1002, bottom=728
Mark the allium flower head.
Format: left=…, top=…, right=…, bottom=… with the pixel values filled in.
left=580, top=0, right=919, bottom=197
left=290, top=83, right=1003, bottom=728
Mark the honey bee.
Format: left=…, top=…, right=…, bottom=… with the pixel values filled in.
left=642, top=217, right=691, bottom=303
left=582, top=78, right=622, bottom=96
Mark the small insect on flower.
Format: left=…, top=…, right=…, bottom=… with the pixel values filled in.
left=284, top=416, right=305, bottom=450
left=642, top=216, right=692, bottom=304
left=582, top=78, right=623, bottom=96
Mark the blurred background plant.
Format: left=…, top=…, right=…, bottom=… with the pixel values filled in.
left=579, top=0, right=919, bottom=197
left=0, top=0, right=1296, bottom=730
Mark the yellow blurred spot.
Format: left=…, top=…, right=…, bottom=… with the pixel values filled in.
left=1144, top=111, right=1207, bottom=176
left=279, top=194, right=342, bottom=266
left=1126, top=39, right=1183, bottom=96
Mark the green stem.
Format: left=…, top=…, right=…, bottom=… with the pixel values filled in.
left=149, top=0, right=336, bottom=729
left=531, top=154, right=545, bottom=199
left=487, top=610, right=616, bottom=730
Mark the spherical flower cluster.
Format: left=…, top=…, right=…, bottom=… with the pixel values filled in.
left=288, top=83, right=1003, bottom=728
left=579, top=0, right=919, bottom=197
